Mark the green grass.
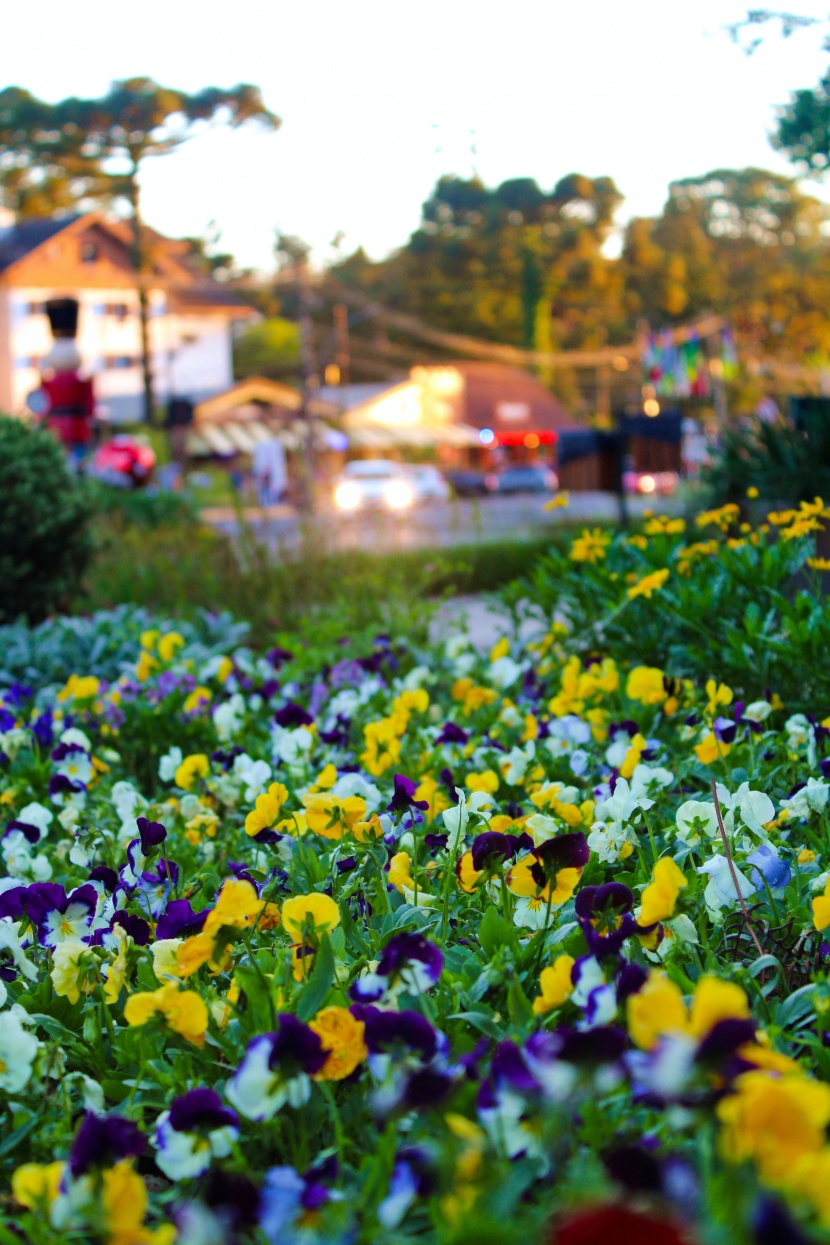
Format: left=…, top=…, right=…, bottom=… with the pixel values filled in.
left=79, top=514, right=572, bottom=654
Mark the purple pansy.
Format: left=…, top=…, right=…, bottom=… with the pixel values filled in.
left=69, top=1111, right=146, bottom=1176
left=23, top=882, right=98, bottom=948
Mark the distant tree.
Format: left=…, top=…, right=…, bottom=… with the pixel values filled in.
left=332, top=173, right=626, bottom=355
left=0, top=79, right=279, bottom=421
left=233, top=319, right=301, bottom=380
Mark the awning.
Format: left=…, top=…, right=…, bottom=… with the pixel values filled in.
left=187, top=417, right=340, bottom=457
left=343, top=416, right=481, bottom=449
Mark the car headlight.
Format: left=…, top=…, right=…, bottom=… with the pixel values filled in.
left=384, top=479, right=414, bottom=509
left=335, top=481, right=362, bottom=510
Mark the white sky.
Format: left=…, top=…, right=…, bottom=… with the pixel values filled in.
left=4, top=0, right=830, bottom=270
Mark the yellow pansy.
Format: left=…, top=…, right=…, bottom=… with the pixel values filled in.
left=717, top=1070, right=830, bottom=1186
left=157, top=631, right=185, bottom=663
left=174, top=753, right=210, bottom=790
left=302, top=792, right=367, bottom=840
left=352, top=814, right=386, bottom=842
left=625, top=666, right=667, bottom=706
left=204, top=879, right=264, bottom=937
left=695, top=732, right=729, bottom=765
left=813, top=877, right=830, bottom=931
left=466, top=770, right=500, bottom=796
left=281, top=893, right=341, bottom=942
left=532, top=955, right=575, bottom=1015
left=638, top=857, right=688, bottom=927
left=12, top=1161, right=65, bottom=1209
left=183, top=686, right=212, bottom=714
left=688, top=976, right=749, bottom=1038
left=244, top=782, right=290, bottom=837
left=310, top=1006, right=368, bottom=1080
left=627, top=973, right=689, bottom=1050
left=57, top=674, right=100, bottom=703
left=124, top=984, right=209, bottom=1047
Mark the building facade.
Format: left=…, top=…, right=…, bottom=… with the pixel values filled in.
left=0, top=213, right=253, bottom=422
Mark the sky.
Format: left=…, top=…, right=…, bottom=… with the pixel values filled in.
left=4, top=0, right=830, bottom=271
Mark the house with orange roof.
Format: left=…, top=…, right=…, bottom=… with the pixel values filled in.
left=0, top=210, right=255, bottom=421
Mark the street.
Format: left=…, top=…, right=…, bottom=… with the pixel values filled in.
left=201, top=490, right=682, bottom=552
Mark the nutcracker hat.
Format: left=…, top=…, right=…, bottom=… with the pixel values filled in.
left=45, top=297, right=79, bottom=339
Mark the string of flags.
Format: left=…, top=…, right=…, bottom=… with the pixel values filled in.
left=642, top=326, right=739, bottom=398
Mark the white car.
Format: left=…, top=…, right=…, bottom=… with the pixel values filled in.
left=405, top=464, right=451, bottom=502
left=333, top=460, right=415, bottom=512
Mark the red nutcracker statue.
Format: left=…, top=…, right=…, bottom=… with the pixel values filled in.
left=28, top=298, right=95, bottom=466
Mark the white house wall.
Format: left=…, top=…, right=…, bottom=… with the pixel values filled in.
left=5, top=288, right=235, bottom=422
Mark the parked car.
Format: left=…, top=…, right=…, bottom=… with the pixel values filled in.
left=485, top=464, right=558, bottom=494
left=405, top=464, right=451, bottom=502
left=88, top=435, right=156, bottom=488
left=443, top=468, right=489, bottom=497
left=332, top=460, right=415, bottom=512
left=623, top=470, right=679, bottom=497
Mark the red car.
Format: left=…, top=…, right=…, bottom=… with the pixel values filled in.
left=89, top=436, right=157, bottom=488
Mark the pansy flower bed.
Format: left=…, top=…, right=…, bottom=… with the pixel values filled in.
left=3, top=507, right=830, bottom=1243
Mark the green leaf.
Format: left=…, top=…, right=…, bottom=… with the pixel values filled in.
left=0, top=1114, right=39, bottom=1157
left=296, top=933, right=336, bottom=1022
left=478, top=905, right=516, bottom=957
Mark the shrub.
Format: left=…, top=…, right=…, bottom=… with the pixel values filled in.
left=0, top=416, right=94, bottom=623
left=705, top=409, right=830, bottom=505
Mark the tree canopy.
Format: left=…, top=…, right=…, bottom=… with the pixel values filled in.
left=0, top=78, right=279, bottom=215
left=328, top=167, right=830, bottom=367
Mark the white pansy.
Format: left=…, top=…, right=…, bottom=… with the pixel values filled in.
left=0, top=1008, right=39, bottom=1092
left=16, top=802, right=53, bottom=839
left=605, top=735, right=633, bottom=770
left=57, top=805, right=81, bottom=832
left=503, top=741, right=535, bottom=785
left=570, top=749, right=589, bottom=776
left=545, top=715, right=591, bottom=757
left=55, top=748, right=92, bottom=786
left=401, top=664, right=431, bottom=690
left=785, top=714, right=817, bottom=768
left=489, top=655, right=523, bottom=689
left=331, top=772, right=382, bottom=813
left=159, top=746, right=183, bottom=783
left=587, top=822, right=638, bottom=864
left=783, top=777, right=830, bottom=819
left=526, top=814, right=561, bottom=846
left=60, top=727, right=92, bottom=751
left=445, top=635, right=472, bottom=661
left=271, top=725, right=314, bottom=766
left=442, top=788, right=493, bottom=851
left=111, top=781, right=148, bottom=840
left=697, top=854, right=756, bottom=913
left=1, top=832, right=52, bottom=881
left=213, top=693, right=245, bottom=742
left=675, top=800, right=718, bottom=845
left=0, top=921, right=37, bottom=985
left=154, top=1113, right=238, bottom=1181
left=743, top=700, right=772, bottom=723
left=594, top=776, right=653, bottom=833
left=631, top=763, right=674, bottom=793
left=233, top=754, right=272, bottom=802
left=738, top=786, right=775, bottom=838
left=571, top=957, right=605, bottom=1008
left=0, top=729, right=28, bottom=760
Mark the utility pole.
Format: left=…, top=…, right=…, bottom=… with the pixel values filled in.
left=333, top=303, right=350, bottom=387
left=297, top=255, right=318, bottom=514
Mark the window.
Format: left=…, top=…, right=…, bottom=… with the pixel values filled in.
left=25, top=301, right=46, bottom=316
left=105, top=303, right=130, bottom=319
left=80, top=241, right=99, bottom=264
left=104, top=355, right=138, bottom=369
left=15, top=356, right=42, bottom=369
